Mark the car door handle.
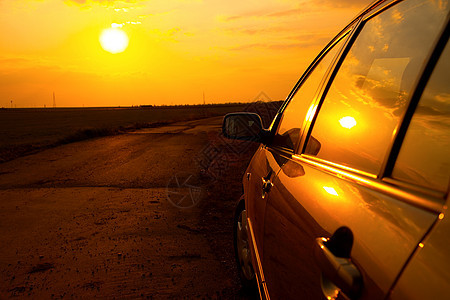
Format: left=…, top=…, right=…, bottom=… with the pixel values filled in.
left=261, top=170, right=273, bottom=198
left=262, top=178, right=273, bottom=192
left=314, top=237, right=362, bottom=299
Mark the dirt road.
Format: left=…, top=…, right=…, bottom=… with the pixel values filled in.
left=0, top=116, right=258, bottom=299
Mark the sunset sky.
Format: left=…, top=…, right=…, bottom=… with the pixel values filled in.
left=0, top=0, right=371, bottom=107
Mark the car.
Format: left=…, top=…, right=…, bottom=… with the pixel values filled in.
left=222, top=0, right=450, bottom=299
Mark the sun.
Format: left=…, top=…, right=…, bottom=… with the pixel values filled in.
left=99, top=28, right=129, bottom=54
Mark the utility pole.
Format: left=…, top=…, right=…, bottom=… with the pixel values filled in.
left=203, top=92, right=205, bottom=105
left=53, top=92, right=56, bottom=108
left=10, top=100, right=12, bottom=108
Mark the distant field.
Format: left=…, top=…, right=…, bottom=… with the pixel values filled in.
left=0, top=102, right=283, bottom=162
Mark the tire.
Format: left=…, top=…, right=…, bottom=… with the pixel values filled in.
left=234, top=201, right=258, bottom=291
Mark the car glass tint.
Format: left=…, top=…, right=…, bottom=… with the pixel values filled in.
left=304, top=0, right=449, bottom=175
left=273, top=35, right=348, bottom=151
left=392, top=41, right=450, bottom=193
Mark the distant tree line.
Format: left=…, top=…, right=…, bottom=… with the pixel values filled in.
left=139, top=101, right=283, bottom=109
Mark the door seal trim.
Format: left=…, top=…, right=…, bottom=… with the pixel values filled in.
left=247, top=218, right=271, bottom=300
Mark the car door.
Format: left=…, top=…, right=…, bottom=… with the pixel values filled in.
left=262, top=0, right=449, bottom=299
left=244, top=144, right=282, bottom=265
left=387, top=31, right=450, bottom=299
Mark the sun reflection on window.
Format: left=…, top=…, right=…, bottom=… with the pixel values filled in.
left=339, top=116, right=357, bottom=129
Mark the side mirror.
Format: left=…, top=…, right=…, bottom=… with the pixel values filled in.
left=222, top=112, right=268, bottom=142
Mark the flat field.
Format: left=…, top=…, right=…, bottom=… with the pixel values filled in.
left=0, top=103, right=280, bottom=162
left=0, top=102, right=283, bottom=298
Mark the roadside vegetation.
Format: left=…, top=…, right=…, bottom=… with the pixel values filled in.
left=0, top=103, right=269, bottom=163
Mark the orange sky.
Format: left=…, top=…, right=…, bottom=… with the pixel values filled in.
left=0, top=0, right=371, bottom=107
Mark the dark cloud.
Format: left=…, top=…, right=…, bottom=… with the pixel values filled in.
left=416, top=104, right=450, bottom=117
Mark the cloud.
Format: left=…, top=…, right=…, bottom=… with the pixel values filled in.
left=224, top=25, right=331, bottom=45
left=0, top=56, right=62, bottom=72
left=226, top=7, right=308, bottom=20
left=223, top=8, right=273, bottom=21
left=229, top=37, right=329, bottom=51
left=267, top=8, right=304, bottom=17
left=226, top=26, right=329, bottom=38
left=316, top=0, right=372, bottom=9
left=64, top=0, right=146, bottom=8
left=145, top=27, right=183, bottom=42
left=224, top=26, right=287, bottom=35
left=223, top=8, right=306, bottom=22
left=0, top=57, right=30, bottom=67
left=67, top=0, right=142, bottom=4
left=223, top=0, right=371, bottom=21
left=239, top=43, right=303, bottom=50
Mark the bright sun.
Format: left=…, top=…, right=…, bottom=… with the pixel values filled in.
left=99, top=28, right=129, bottom=54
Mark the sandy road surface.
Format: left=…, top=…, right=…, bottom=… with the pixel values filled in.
left=0, top=116, right=258, bottom=299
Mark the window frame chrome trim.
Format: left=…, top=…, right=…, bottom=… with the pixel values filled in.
left=301, top=154, right=377, bottom=179
left=293, top=154, right=445, bottom=213
left=382, top=177, right=445, bottom=200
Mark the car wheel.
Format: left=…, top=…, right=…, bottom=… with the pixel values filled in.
left=234, top=201, right=257, bottom=290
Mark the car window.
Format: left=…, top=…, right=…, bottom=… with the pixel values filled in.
left=272, top=34, right=348, bottom=151
left=303, top=0, right=449, bottom=175
left=391, top=41, right=450, bottom=193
